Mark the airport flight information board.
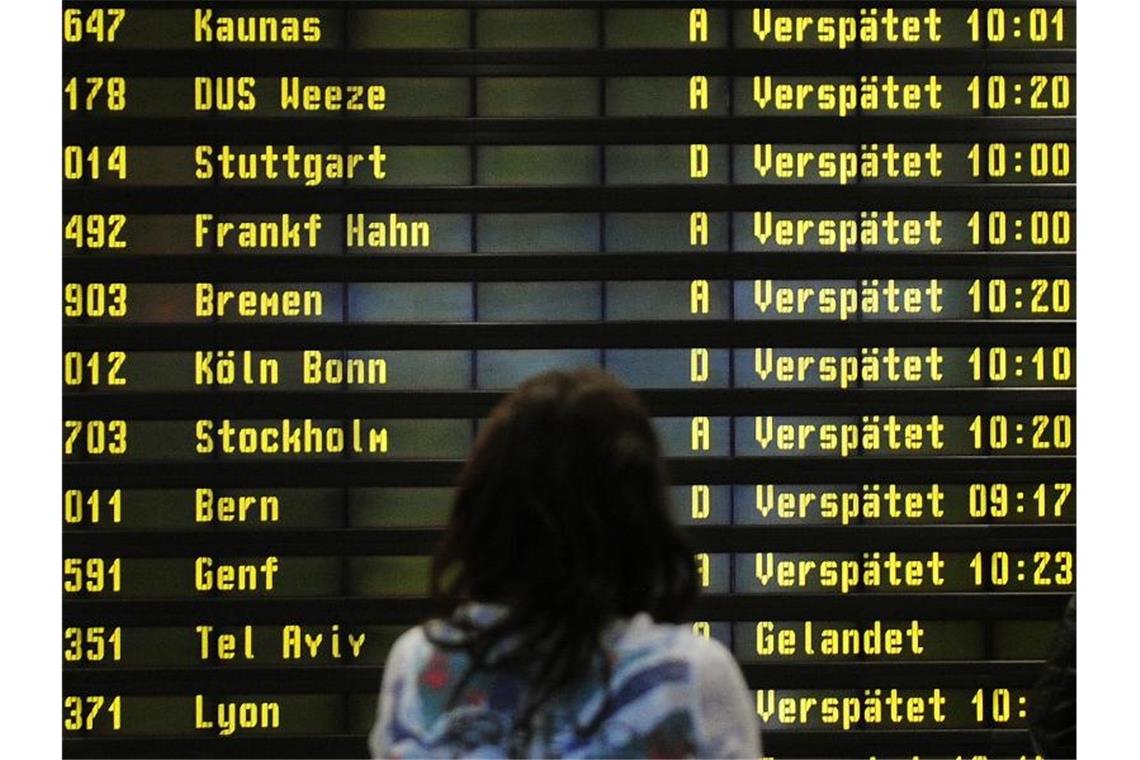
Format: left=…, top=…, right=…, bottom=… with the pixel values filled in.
left=62, top=2, right=1076, bottom=758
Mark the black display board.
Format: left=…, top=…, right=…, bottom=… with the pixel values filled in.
left=63, top=2, right=1076, bottom=757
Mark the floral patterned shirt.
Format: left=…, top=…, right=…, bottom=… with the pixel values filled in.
left=368, top=603, right=760, bottom=759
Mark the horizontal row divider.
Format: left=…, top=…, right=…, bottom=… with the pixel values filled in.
left=62, top=116, right=1076, bottom=145
left=63, top=321, right=1077, bottom=350
left=63, top=388, right=1076, bottom=419
left=62, top=660, right=1048, bottom=694
left=63, top=49, right=1075, bottom=76
left=63, top=524, right=1076, bottom=557
left=63, top=456, right=1076, bottom=487
left=62, top=252, right=1077, bottom=283
left=63, top=592, right=1074, bottom=625
left=61, top=730, right=1036, bottom=759
left=64, top=184, right=1075, bottom=213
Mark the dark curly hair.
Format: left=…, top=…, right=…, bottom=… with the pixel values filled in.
left=426, top=368, right=698, bottom=747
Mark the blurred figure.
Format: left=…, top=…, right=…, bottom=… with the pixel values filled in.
left=369, top=369, right=759, bottom=758
left=1029, top=595, right=1076, bottom=758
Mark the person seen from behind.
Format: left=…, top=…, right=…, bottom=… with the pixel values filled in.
left=369, top=368, right=760, bottom=758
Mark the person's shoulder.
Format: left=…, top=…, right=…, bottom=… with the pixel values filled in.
left=383, top=623, right=434, bottom=672
left=606, top=616, right=758, bottom=756
left=683, top=633, right=747, bottom=693
left=684, top=630, right=740, bottom=674
left=627, top=620, right=759, bottom=758
left=611, top=615, right=736, bottom=673
left=619, top=614, right=723, bottom=650
left=613, top=617, right=750, bottom=708
left=665, top=624, right=743, bottom=690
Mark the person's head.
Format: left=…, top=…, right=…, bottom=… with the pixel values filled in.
left=428, top=368, right=698, bottom=719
